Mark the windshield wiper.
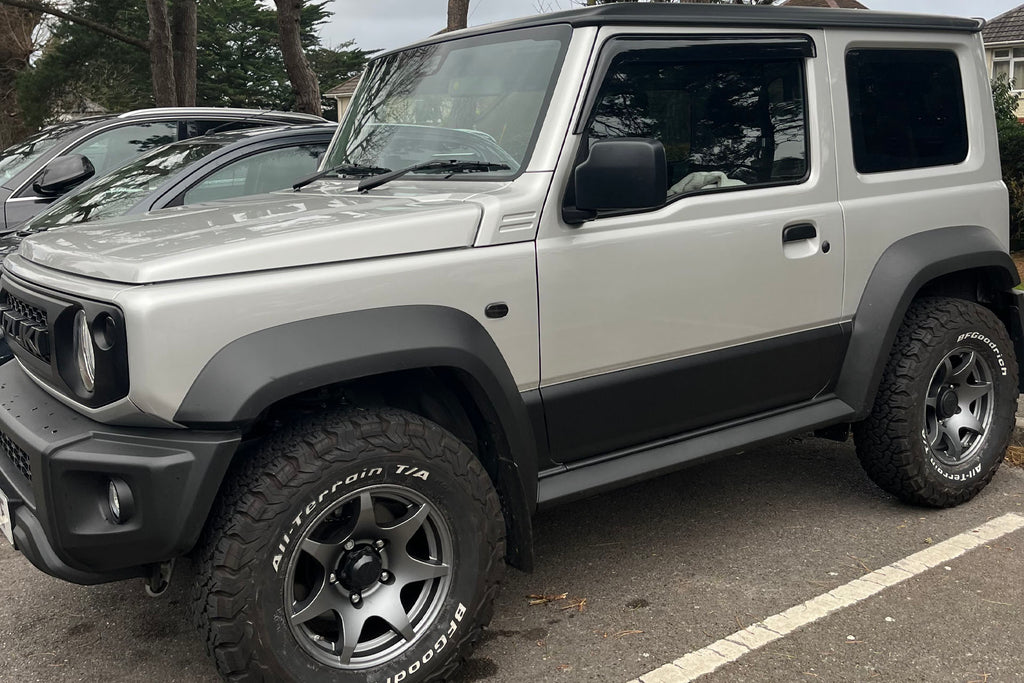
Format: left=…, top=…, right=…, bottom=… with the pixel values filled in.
left=292, top=163, right=392, bottom=192
left=357, top=160, right=511, bottom=194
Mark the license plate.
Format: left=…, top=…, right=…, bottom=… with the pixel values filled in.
left=0, top=489, right=12, bottom=547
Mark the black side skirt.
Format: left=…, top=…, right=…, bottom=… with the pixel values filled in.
left=540, top=323, right=850, bottom=463
left=537, top=395, right=855, bottom=507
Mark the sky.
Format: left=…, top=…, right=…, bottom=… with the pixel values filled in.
left=322, top=0, right=1024, bottom=55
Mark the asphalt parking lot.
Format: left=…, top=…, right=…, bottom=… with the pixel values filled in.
left=1, top=435, right=1023, bottom=682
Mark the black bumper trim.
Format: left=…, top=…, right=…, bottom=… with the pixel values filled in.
left=0, top=362, right=240, bottom=584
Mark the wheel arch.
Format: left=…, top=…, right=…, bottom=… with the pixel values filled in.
left=174, top=305, right=539, bottom=571
left=837, top=225, right=1020, bottom=418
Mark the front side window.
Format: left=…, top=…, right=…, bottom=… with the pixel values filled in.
left=846, top=49, right=968, bottom=174
left=584, top=39, right=809, bottom=199
left=26, top=138, right=226, bottom=229
left=325, top=26, right=570, bottom=179
left=183, top=143, right=327, bottom=204
left=69, top=121, right=178, bottom=178
left=0, top=120, right=95, bottom=184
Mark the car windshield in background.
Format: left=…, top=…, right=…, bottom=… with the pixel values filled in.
left=0, top=119, right=94, bottom=184
left=26, top=139, right=225, bottom=229
left=325, top=25, right=570, bottom=179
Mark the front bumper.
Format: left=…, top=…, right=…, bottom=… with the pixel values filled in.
left=0, top=362, right=240, bottom=584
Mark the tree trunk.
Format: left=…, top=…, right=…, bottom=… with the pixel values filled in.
left=274, top=0, right=321, bottom=116
left=170, top=0, right=196, bottom=106
left=447, top=0, right=469, bottom=31
left=146, top=0, right=176, bottom=107
left=0, top=4, right=39, bottom=147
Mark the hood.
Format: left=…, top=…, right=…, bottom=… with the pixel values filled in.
left=17, top=185, right=484, bottom=284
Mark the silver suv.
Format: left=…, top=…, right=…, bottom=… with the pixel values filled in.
left=0, top=5, right=1021, bottom=683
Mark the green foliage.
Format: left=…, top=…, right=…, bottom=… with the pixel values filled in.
left=16, top=0, right=369, bottom=128
left=998, top=117, right=1024, bottom=241
left=18, top=0, right=151, bottom=128
left=994, top=75, right=1024, bottom=240
left=992, top=75, right=1021, bottom=126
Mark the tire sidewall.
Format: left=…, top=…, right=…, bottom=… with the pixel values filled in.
left=251, top=452, right=495, bottom=683
left=908, top=322, right=1015, bottom=488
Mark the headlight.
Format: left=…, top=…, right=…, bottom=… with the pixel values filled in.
left=73, top=309, right=95, bottom=392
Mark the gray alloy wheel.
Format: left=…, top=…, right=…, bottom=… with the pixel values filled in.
left=854, top=297, right=1017, bottom=508
left=284, top=485, right=454, bottom=669
left=192, top=407, right=505, bottom=683
left=923, top=347, right=995, bottom=468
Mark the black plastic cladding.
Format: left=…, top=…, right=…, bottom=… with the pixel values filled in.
left=0, top=274, right=128, bottom=408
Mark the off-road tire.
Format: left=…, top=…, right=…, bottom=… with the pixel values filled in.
left=191, top=407, right=505, bottom=682
left=853, top=297, right=1017, bottom=507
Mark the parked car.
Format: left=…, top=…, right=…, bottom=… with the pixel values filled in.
left=0, top=108, right=326, bottom=233
left=1, top=123, right=336, bottom=251
left=0, top=5, right=1021, bottom=683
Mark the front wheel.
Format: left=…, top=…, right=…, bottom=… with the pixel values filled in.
left=192, top=408, right=505, bottom=682
left=853, top=297, right=1018, bottom=507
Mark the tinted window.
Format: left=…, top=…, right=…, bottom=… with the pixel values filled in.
left=183, top=143, right=327, bottom=204
left=0, top=119, right=95, bottom=184
left=846, top=49, right=968, bottom=174
left=70, top=121, right=178, bottom=177
left=586, top=42, right=808, bottom=198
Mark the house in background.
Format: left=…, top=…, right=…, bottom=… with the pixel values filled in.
left=985, top=5, right=1024, bottom=119
left=324, top=76, right=361, bottom=123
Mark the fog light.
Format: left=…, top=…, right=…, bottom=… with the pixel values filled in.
left=107, top=478, right=134, bottom=524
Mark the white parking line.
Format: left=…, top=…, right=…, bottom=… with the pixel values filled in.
left=628, top=512, right=1024, bottom=683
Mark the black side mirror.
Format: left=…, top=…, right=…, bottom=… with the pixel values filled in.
left=570, top=138, right=667, bottom=220
left=32, top=154, right=96, bottom=197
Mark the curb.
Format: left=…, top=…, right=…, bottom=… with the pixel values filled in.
left=1014, top=417, right=1024, bottom=447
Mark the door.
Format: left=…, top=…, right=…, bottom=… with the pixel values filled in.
left=536, top=32, right=846, bottom=463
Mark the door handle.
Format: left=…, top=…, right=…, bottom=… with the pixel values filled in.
left=782, top=223, right=817, bottom=243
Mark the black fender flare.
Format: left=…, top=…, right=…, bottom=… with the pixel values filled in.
left=836, top=225, right=1019, bottom=417
left=174, top=305, right=538, bottom=570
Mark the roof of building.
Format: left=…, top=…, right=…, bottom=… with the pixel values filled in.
left=781, top=0, right=868, bottom=9
left=325, top=76, right=360, bottom=98
left=383, top=3, right=981, bottom=58
left=983, top=4, right=1024, bottom=44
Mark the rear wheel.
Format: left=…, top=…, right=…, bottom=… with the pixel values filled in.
left=853, top=297, right=1017, bottom=507
left=192, top=407, right=505, bottom=682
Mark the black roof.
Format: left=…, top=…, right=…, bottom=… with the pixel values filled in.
left=387, top=3, right=981, bottom=57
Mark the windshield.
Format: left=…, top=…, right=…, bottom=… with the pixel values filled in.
left=325, top=25, right=570, bottom=180
left=0, top=119, right=96, bottom=185
left=25, top=138, right=226, bottom=229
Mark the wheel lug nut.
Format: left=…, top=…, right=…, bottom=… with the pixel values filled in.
left=380, top=570, right=391, bottom=583
left=351, top=592, right=362, bottom=605
left=329, top=573, right=337, bottom=584
left=374, top=540, right=385, bottom=550
left=343, top=540, right=355, bottom=551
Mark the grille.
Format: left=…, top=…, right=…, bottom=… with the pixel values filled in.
left=2, top=292, right=47, bottom=327
left=0, top=430, right=30, bottom=481
left=0, top=291, right=50, bottom=362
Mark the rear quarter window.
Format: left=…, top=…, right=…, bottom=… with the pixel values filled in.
left=846, top=49, right=968, bottom=174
